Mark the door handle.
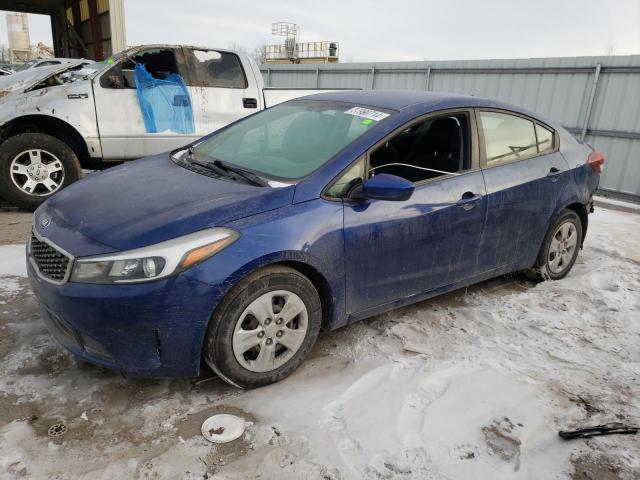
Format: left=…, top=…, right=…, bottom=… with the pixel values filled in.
left=243, top=98, right=258, bottom=108
left=456, top=192, right=482, bottom=210
left=546, top=167, right=562, bottom=182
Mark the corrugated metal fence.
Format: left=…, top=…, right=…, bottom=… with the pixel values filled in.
left=261, top=56, right=640, bottom=199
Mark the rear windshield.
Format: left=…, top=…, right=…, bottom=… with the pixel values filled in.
left=193, top=100, right=391, bottom=179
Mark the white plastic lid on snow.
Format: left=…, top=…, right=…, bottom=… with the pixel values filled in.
left=201, top=414, right=245, bottom=443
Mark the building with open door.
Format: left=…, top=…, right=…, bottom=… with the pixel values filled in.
left=1, top=0, right=126, bottom=61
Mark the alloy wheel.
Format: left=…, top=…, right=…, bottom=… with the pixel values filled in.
left=547, top=221, right=578, bottom=274
left=10, top=149, right=65, bottom=196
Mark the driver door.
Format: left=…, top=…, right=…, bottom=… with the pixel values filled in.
left=340, top=110, right=488, bottom=315
left=93, top=47, right=200, bottom=160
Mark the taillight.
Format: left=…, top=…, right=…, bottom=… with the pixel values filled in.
left=587, top=150, right=604, bottom=173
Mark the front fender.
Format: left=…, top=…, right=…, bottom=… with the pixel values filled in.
left=221, top=250, right=332, bottom=288
left=184, top=199, right=347, bottom=328
left=0, top=80, right=99, bottom=149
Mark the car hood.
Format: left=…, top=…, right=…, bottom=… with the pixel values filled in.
left=38, top=154, right=295, bottom=252
left=0, top=60, right=86, bottom=98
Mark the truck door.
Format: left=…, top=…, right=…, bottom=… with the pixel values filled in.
left=93, top=47, right=199, bottom=160
left=181, top=47, right=262, bottom=137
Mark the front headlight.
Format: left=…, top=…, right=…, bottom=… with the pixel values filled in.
left=70, top=228, right=239, bottom=284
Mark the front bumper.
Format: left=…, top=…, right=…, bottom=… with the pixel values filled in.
left=27, top=260, right=221, bottom=377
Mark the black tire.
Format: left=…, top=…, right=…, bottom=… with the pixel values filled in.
left=203, top=266, right=322, bottom=389
left=0, top=133, right=82, bottom=211
left=525, top=209, right=583, bottom=281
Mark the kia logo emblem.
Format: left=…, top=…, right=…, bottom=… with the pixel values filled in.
left=40, top=217, right=51, bottom=228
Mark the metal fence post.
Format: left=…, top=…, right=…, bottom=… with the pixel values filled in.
left=424, top=66, right=431, bottom=90
left=315, top=67, right=319, bottom=88
left=370, top=67, right=375, bottom=89
left=581, top=63, right=602, bottom=141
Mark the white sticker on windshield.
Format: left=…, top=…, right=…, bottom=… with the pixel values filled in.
left=344, top=107, right=390, bottom=122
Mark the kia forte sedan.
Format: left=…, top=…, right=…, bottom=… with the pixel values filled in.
left=27, top=91, right=603, bottom=388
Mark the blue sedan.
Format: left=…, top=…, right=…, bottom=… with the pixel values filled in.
left=27, top=91, right=604, bottom=388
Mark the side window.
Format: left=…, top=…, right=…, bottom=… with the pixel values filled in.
left=326, top=158, right=366, bottom=199
left=535, top=123, right=554, bottom=154
left=183, top=49, right=247, bottom=89
left=368, top=113, right=469, bottom=183
left=100, top=49, right=180, bottom=89
left=480, top=111, right=537, bottom=165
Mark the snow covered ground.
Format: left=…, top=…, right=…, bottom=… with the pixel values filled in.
left=0, top=207, right=638, bottom=479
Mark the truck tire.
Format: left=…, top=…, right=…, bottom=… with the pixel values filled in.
left=0, top=133, right=82, bottom=211
left=525, top=209, right=583, bottom=281
left=203, top=266, right=322, bottom=389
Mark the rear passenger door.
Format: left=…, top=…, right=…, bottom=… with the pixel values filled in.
left=476, top=110, right=569, bottom=273
left=181, top=48, right=262, bottom=136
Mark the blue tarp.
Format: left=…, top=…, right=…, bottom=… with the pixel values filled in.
left=134, top=63, right=195, bottom=134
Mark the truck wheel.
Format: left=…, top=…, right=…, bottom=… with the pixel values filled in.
left=0, top=133, right=82, bottom=211
left=525, top=209, right=583, bottom=281
left=203, top=266, right=322, bottom=389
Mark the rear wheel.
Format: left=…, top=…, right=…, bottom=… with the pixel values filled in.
left=526, top=209, right=582, bottom=281
left=0, top=133, right=82, bottom=211
left=203, top=266, right=322, bottom=389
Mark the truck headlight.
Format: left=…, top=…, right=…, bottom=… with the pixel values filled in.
left=70, top=228, right=239, bottom=284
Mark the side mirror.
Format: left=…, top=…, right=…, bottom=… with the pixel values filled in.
left=361, top=174, right=414, bottom=201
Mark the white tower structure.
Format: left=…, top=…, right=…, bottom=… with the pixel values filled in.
left=6, top=12, right=31, bottom=63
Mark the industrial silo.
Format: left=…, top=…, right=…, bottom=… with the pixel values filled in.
left=6, top=12, right=31, bottom=63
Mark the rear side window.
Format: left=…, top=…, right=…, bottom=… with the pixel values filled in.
left=480, top=111, right=537, bottom=165
left=184, top=49, right=247, bottom=89
left=535, top=123, right=554, bottom=154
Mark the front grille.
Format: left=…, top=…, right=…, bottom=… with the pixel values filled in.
left=30, top=232, right=71, bottom=282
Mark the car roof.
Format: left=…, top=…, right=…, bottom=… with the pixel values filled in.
left=297, top=89, right=535, bottom=117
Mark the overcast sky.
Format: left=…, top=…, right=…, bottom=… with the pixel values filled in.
left=1, top=0, right=639, bottom=61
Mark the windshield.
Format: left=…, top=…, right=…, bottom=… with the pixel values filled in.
left=193, top=100, right=391, bottom=179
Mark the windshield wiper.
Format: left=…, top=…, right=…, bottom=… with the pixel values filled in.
left=182, top=147, right=267, bottom=187
left=211, top=159, right=268, bottom=187
left=184, top=147, right=228, bottom=177
left=189, top=157, right=230, bottom=177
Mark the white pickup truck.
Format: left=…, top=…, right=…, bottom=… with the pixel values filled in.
left=0, top=45, right=329, bottom=210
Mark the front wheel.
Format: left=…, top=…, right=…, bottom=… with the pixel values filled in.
left=0, top=133, right=82, bottom=211
left=526, top=209, right=583, bottom=281
left=203, top=266, right=322, bottom=389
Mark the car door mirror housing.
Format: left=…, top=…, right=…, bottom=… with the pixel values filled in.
left=361, top=174, right=415, bottom=201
